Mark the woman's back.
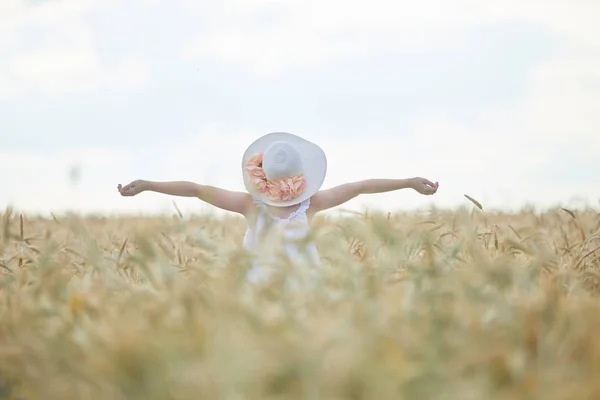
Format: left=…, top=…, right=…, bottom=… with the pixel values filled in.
left=243, top=197, right=321, bottom=283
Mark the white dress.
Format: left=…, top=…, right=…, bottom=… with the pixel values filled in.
left=242, top=198, right=321, bottom=284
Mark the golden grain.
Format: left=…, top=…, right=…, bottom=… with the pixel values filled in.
left=0, top=206, right=599, bottom=399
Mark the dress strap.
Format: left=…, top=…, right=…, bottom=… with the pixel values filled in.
left=283, top=198, right=310, bottom=221
left=253, top=198, right=268, bottom=210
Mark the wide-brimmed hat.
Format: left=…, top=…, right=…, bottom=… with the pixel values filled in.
left=241, top=132, right=327, bottom=207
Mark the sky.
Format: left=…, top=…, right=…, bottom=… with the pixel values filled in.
left=1, top=0, right=599, bottom=217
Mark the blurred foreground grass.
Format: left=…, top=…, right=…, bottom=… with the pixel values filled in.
left=1, top=206, right=600, bottom=400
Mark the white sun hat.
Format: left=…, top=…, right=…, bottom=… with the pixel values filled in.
left=241, top=132, right=327, bottom=207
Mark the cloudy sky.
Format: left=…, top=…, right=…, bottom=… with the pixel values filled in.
left=1, top=0, right=599, bottom=216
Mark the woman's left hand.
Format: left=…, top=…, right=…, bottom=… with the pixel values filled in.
left=410, top=177, right=439, bottom=195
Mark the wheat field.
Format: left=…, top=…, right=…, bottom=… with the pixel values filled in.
left=1, top=204, right=600, bottom=400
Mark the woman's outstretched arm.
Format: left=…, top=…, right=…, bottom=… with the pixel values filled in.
left=117, top=180, right=253, bottom=215
left=310, top=177, right=439, bottom=214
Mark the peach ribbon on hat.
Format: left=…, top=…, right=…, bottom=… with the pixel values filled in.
left=245, top=153, right=306, bottom=202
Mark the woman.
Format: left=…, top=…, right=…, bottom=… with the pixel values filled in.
left=117, top=132, right=439, bottom=282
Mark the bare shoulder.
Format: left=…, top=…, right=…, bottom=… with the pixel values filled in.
left=237, top=192, right=257, bottom=217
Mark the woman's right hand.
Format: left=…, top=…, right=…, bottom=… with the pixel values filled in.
left=117, top=180, right=148, bottom=197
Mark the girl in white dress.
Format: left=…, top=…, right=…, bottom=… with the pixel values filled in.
left=117, top=132, right=439, bottom=283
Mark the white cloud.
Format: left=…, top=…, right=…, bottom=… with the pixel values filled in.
left=180, top=0, right=455, bottom=75
left=183, top=27, right=355, bottom=76
left=6, top=44, right=149, bottom=97
left=181, top=0, right=600, bottom=75
left=482, top=1, right=600, bottom=50
left=522, top=57, right=600, bottom=139
left=0, top=0, right=149, bottom=99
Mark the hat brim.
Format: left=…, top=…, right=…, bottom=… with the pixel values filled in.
left=241, top=132, right=327, bottom=207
